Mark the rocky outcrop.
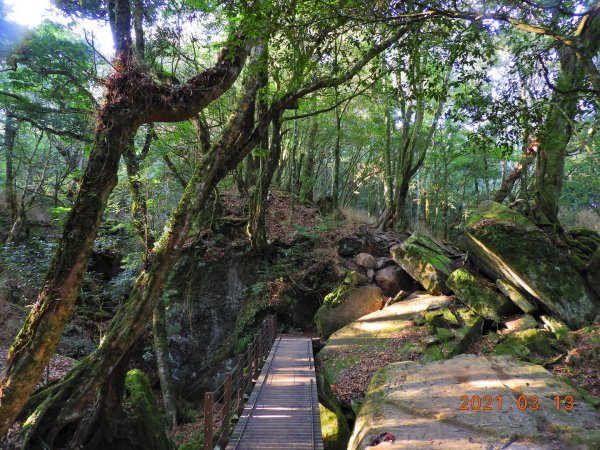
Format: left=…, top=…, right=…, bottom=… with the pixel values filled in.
left=315, top=284, right=383, bottom=339
left=465, top=201, right=599, bottom=329
left=390, top=232, right=458, bottom=295
left=446, top=268, right=514, bottom=322
left=349, top=355, right=600, bottom=450
left=166, top=254, right=260, bottom=395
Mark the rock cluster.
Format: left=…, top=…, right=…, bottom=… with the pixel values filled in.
left=316, top=201, right=600, bottom=449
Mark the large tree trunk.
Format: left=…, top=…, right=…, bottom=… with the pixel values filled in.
left=533, top=7, right=600, bottom=228
left=0, top=120, right=135, bottom=439
left=533, top=45, right=583, bottom=228
left=299, top=119, right=318, bottom=202
left=124, top=127, right=178, bottom=429
left=247, top=111, right=283, bottom=253
left=17, top=45, right=264, bottom=448
left=332, top=101, right=342, bottom=213
left=153, top=297, right=178, bottom=430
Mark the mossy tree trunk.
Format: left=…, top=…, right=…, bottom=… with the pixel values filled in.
left=533, top=45, right=584, bottom=229
left=124, top=126, right=178, bottom=430
left=533, top=8, right=600, bottom=228
left=152, top=297, right=178, bottom=430
left=0, top=0, right=248, bottom=438
left=299, top=119, right=318, bottom=202
left=0, top=119, right=136, bottom=439
left=248, top=110, right=283, bottom=253
left=17, top=44, right=265, bottom=448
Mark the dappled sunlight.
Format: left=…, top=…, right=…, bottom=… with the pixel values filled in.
left=466, top=234, right=539, bottom=299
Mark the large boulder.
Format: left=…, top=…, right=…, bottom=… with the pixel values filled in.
left=349, top=355, right=600, bottom=450
left=374, top=265, right=415, bottom=296
left=315, top=284, right=383, bottom=339
left=465, top=201, right=599, bottom=329
left=391, top=232, right=457, bottom=295
left=446, top=268, right=514, bottom=322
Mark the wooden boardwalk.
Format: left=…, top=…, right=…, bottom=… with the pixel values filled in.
left=225, top=335, right=324, bottom=450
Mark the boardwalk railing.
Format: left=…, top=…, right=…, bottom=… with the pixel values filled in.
left=203, top=315, right=277, bottom=449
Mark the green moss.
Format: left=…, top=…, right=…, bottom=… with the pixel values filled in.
left=125, top=369, right=172, bottom=450
left=436, top=327, right=454, bottom=341
left=403, top=234, right=453, bottom=276
left=423, top=345, right=445, bottom=362
left=440, top=307, right=460, bottom=325
left=495, top=329, right=558, bottom=360
left=466, top=200, right=537, bottom=230
left=316, top=374, right=352, bottom=450
left=447, top=269, right=512, bottom=322
left=320, top=352, right=361, bottom=384
left=322, top=283, right=355, bottom=309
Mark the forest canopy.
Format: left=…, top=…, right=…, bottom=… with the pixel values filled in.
left=0, top=0, right=598, bottom=448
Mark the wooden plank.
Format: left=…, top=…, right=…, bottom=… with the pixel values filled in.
left=225, top=335, right=324, bottom=450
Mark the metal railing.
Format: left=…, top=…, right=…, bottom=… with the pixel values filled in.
left=203, top=315, right=277, bottom=449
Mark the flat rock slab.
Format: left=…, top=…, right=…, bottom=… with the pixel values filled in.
left=318, top=293, right=454, bottom=391
left=322, top=293, right=453, bottom=353
left=349, top=354, right=600, bottom=449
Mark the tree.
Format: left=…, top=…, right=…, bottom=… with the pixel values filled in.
left=0, top=0, right=249, bottom=438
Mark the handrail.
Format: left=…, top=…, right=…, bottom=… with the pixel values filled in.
left=229, top=335, right=282, bottom=450
left=203, top=315, right=277, bottom=449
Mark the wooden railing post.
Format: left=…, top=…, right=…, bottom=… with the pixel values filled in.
left=222, top=374, right=232, bottom=444
left=253, top=333, right=260, bottom=379
left=203, top=392, right=214, bottom=450
left=246, top=342, right=254, bottom=393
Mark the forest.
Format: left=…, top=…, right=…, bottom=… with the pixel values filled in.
left=0, top=0, right=599, bottom=449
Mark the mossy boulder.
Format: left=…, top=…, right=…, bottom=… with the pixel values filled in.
left=465, top=201, right=600, bottom=329
left=315, top=284, right=383, bottom=339
left=447, top=268, right=514, bottom=322
left=348, top=355, right=600, bottom=450
left=494, top=329, right=560, bottom=362
left=125, top=369, right=173, bottom=450
left=390, top=232, right=456, bottom=295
